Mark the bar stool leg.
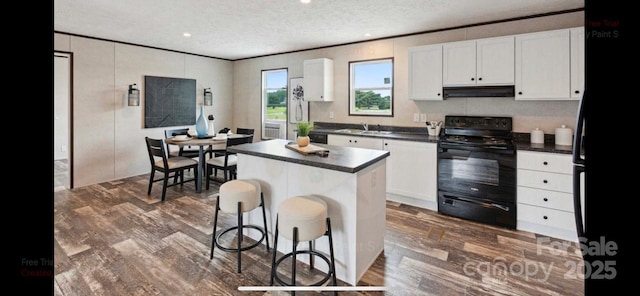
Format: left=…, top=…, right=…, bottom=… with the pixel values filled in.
left=292, top=227, right=298, bottom=296
left=210, top=198, right=220, bottom=259
left=237, top=202, right=242, bottom=273
left=270, top=215, right=279, bottom=286
left=260, top=193, right=270, bottom=251
left=309, top=241, right=314, bottom=270
left=327, top=217, right=338, bottom=296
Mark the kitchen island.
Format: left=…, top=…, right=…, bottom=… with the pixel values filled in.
left=227, top=139, right=389, bottom=286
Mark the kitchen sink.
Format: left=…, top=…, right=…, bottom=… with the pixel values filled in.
left=334, top=129, right=393, bottom=135
left=360, top=130, right=393, bottom=135
left=334, top=129, right=363, bottom=134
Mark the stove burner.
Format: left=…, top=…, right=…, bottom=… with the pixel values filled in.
left=441, top=115, right=514, bottom=148
left=483, top=137, right=507, bottom=145
left=446, top=136, right=468, bottom=142
left=442, top=135, right=510, bottom=147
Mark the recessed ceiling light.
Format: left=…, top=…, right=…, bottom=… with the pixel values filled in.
left=364, top=33, right=371, bottom=37
left=183, top=32, right=191, bottom=37
left=300, top=0, right=311, bottom=4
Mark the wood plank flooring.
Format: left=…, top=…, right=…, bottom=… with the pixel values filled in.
left=54, top=166, right=584, bottom=295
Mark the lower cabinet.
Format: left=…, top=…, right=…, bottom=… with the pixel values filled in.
left=328, top=135, right=438, bottom=210
left=516, top=150, right=580, bottom=242
left=327, top=134, right=383, bottom=150
left=383, top=139, right=438, bottom=210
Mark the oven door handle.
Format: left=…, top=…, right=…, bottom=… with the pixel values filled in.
left=439, top=143, right=515, bottom=154
left=442, top=195, right=511, bottom=212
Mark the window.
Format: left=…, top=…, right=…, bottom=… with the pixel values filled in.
left=261, top=69, right=288, bottom=139
left=349, top=58, right=393, bottom=116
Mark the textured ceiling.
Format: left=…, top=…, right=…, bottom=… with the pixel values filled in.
left=54, top=0, right=584, bottom=60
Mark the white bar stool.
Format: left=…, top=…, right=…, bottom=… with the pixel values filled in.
left=210, top=179, right=270, bottom=273
left=270, top=195, right=337, bottom=295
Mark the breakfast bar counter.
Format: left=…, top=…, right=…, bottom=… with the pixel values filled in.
left=227, top=138, right=390, bottom=173
left=228, top=139, right=389, bottom=286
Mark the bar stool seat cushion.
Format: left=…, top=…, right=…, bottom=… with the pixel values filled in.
left=278, top=196, right=328, bottom=242
left=219, top=179, right=260, bottom=213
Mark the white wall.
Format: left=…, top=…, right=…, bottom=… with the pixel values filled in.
left=232, top=11, right=584, bottom=137
left=54, top=33, right=234, bottom=188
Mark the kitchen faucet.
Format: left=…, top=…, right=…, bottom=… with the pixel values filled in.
left=361, top=122, right=368, bottom=131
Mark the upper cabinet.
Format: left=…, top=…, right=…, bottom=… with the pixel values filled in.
left=570, top=27, right=585, bottom=99
left=407, top=26, right=583, bottom=101
left=515, top=29, right=571, bottom=100
left=443, top=36, right=515, bottom=86
left=303, top=58, right=334, bottom=101
left=408, top=44, right=443, bottom=100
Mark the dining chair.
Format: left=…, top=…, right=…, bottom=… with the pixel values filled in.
left=205, top=136, right=252, bottom=188
left=236, top=128, right=255, bottom=143
left=145, top=137, right=199, bottom=201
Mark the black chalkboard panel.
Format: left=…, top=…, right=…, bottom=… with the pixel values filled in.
left=144, top=76, right=196, bottom=128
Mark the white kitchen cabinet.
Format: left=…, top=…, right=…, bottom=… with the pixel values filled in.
left=408, top=44, right=443, bottom=100
left=570, top=27, right=585, bottom=100
left=443, top=36, right=514, bottom=86
left=303, top=58, right=333, bottom=101
left=383, top=139, right=438, bottom=210
left=517, top=150, right=579, bottom=241
left=327, top=134, right=383, bottom=150
left=515, top=29, right=571, bottom=100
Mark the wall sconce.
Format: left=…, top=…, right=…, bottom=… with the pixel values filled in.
left=204, top=88, right=213, bottom=106
left=128, top=84, right=140, bottom=106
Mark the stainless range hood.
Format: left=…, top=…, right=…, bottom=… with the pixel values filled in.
left=443, top=85, right=515, bottom=98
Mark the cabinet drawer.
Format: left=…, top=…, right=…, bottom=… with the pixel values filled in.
left=517, top=169, right=572, bottom=193
left=517, top=186, right=574, bottom=212
left=517, top=150, right=572, bottom=174
left=518, top=203, right=575, bottom=231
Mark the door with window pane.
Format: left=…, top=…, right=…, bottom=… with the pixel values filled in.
left=262, top=69, right=288, bottom=139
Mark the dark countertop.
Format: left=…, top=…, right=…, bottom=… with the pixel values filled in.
left=227, top=139, right=390, bottom=173
left=513, top=141, right=573, bottom=155
left=310, top=123, right=574, bottom=155
left=311, top=128, right=440, bottom=143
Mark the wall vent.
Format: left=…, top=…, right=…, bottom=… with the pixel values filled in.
left=265, top=122, right=284, bottom=138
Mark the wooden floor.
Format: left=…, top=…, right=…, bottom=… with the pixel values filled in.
left=53, top=163, right=584, bottom=295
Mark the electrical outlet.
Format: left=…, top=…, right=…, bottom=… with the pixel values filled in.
left=420, top=113, right=427, bottom=122
left=413, top=113, right=419, bottom=122
left=329, top=111, right=334, bottom=119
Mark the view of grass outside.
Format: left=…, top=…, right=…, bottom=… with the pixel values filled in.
left=266, top=106, right=287, bottom=120
left=266, top=89, right=287, bottom=120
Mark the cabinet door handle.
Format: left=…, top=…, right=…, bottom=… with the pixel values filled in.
left=543, top=180, right=548, bottom=184
left=471, top=77, right=475, bottom=81
left=518, top=91, right=523, bottom=95
left=437, top=93, right=441, bottom=96
left=478, top=77, right=482, bottom=81
left=575, top=90, right=580, bottom=94
left=543, top=161, right=548, bottom=165
left=543, top=198, right=548, bottom=202
left=543, top=215, right=548, bottom=220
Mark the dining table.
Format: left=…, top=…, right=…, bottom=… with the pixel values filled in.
left=164, top=133, right=252, bottom=193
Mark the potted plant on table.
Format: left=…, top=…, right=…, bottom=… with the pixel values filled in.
left=296, top=121, right=313, bottom=147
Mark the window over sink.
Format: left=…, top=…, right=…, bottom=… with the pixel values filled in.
left=349, top=58, right=394, bottom=116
